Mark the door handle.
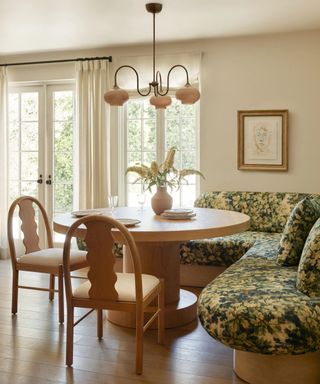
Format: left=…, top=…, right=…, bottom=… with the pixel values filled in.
left=46, top=175, right=52, bottom=185
left=37, top=174, right=43, bottom=184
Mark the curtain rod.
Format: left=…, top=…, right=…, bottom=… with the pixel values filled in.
left=0, top=55, right=112, bottom=67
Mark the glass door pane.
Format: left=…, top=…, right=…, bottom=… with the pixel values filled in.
left=47, top=86, right=75, bottom=243
left=8, top=90, right=41, bottom=202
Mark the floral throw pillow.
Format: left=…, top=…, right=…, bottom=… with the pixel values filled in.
left=277, top=197, right=320, bottom=266
left=296, top=218, right=320, bottom=297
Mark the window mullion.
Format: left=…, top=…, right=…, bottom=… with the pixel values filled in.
left=157, top=109, right=165, bottom=162
left=177, top=105, right=181, bottom=204
left=18, top=93, right=22, bottom=197
left=118, top=105, right=127, bottom=205
left=141, top=100, right=144, bottom=164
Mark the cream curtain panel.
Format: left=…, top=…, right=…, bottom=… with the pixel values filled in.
left=76, top=60, right=111, bottom=209
left=0, top=68, right=8, bottom=259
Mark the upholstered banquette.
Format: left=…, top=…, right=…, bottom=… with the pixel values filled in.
left=180, top=191, right=311, bottom=286
left=197, top=194, right=320, bottom=384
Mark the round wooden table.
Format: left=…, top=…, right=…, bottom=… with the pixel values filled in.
left=53, top=207, right=250, bottom=328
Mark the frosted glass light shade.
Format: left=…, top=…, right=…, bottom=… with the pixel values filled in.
left=175, top=84, right=200, bottom=104
left=104, top=86, right=129, bottom=106
left=149, top=95, right=172, bottom=109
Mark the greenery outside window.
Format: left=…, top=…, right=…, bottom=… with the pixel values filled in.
left=122, top=97, right=199, bottom=208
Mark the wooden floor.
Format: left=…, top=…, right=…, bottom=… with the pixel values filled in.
left=0, top=259, right=245, bottom=384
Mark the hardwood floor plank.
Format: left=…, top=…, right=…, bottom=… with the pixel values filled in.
left=0, top=259, right=245, bottom=383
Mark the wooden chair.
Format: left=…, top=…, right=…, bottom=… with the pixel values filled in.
left=63, top=215, right=165, bottom=374
left=7, top=196, right=88, bottom=323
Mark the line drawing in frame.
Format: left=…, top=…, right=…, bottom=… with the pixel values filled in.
left=238, top=109, right=288, bottom=171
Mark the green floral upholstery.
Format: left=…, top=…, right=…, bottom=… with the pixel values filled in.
left=277, top=197, right=320, bottom=266
left=180, top=191, right=310, bottom=267
left=195, top=191, right=309, bottom=233
left=77, top=238, right=123, bottom=258
left=296, top=218, right=320, bottom=297
left=180, top=231, right=281, bottom=266
left=242, top=237, right=281, bottom=260
left=198, top=248, right=320, bottom=355
left=196, top=192, right=320, bottom=356
left=77, top=238, right=87, bottom=251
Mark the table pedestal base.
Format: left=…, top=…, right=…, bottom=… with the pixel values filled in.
left=107, top=288, right=197, bottom=329
left=107, top=241, right=198, bottom=328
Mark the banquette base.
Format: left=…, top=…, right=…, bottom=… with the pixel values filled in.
left=233, top=349, right=320, bottom=384
left=180, top=264, right=226, bottom=287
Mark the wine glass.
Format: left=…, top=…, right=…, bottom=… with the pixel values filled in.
left=108, top=195, right=118, bottom=214
left=137, top=193, right=146, bottom=212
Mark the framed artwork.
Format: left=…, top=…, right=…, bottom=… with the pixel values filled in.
left=237, top=109, right=288, bottom=171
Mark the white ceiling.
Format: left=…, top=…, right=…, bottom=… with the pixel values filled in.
left=1, top=0, right=320, bottom=55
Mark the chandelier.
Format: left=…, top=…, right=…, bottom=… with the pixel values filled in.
left=104, top=3, right=200, bottom=109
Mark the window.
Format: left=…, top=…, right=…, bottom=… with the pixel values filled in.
left=8, top=83, right=75, bottom=243
left=123, top=98, right=199, bottom=208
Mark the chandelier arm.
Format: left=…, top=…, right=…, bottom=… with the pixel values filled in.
left=156, top=64, right=191, bottom=97
left=113, top=65, right=152, bottom=96
left=155, top=71, right=163, bottom=95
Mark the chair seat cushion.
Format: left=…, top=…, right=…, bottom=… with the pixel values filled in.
left=242, top=237, right=281, bottom=260
left=180, top=231, right=281, bottom=266
left=18, top=248, right=87, bottom=267
left=73, top=273, right=160, bottom=302
left=198, top=257, right=320, bottom=355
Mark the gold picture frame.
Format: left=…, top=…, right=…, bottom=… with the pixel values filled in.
left=238, top=109, right=288, bottom=171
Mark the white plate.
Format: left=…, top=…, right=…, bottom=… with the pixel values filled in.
left=71, top=209, right=103, bottom=217
left=163, top=208, right=194, bottom=215
left=161, top=212, right=196, bottom=220
left=117, top=218, right=141, bottom=227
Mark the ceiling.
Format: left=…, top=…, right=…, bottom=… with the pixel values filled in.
left=1, top=0, right=320, bottom=56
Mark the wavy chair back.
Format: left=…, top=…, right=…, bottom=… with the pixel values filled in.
left=7, top=196, right=53, bottom=265
left=63, top=215, right=143, bottom=303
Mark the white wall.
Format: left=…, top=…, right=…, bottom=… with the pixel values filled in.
left=199, top=31, right=320, bottom=193
left=3, top=29, right=320, bottom=194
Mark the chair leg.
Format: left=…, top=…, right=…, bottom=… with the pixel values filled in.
left=11, top=269, right=19, bottom=315
left=135, top=306, right=144, bottom=375
left=158, top=280, right=165, bottom=345
left=49, top=274, right=55, bottom=301
left=66, top=305, right=74, bottom=366
left=58, top=265, right=64, bottom=324
left=97, top=309, right=103, bottom=339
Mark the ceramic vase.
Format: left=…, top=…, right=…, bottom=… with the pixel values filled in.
left=151, top=186, right=173, bottom=215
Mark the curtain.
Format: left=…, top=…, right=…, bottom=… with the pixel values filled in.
left=75, top=60, right=111, bottom=209
left=0, top=68, right=8, bottom=259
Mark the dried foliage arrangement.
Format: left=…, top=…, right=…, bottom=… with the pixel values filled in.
left=126, top=147, right=204, bottom=191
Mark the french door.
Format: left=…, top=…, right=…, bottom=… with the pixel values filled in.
left=8, top=82, right=76, bottom=244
